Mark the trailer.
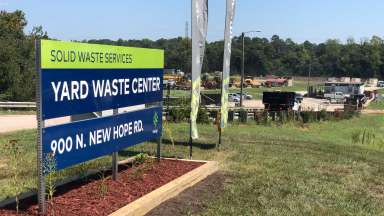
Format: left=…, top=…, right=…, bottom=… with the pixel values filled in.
left=263, top=91, right=302, bottom=111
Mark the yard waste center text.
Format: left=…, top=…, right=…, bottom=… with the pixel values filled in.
left=51, top=77, right=161, bottom=102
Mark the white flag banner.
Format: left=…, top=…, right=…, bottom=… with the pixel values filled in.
left=190, top=0, right=208, bottom=139
left=220, top=0, right=236, bottom=129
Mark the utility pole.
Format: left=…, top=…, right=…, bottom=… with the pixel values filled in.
left=240, top=31, right=261, bottom=107
left=240, top=32, right=245, bottom=107
left=185, top=21, right=189, bottom=40
left=307, top=60, right=312, bottom=91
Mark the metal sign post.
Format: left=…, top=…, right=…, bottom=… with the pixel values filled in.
left=35, top=40, right=46, bottom=215
left=157, top=101, right=163, bottom=162
left=112, top=108, right=118, bottom=180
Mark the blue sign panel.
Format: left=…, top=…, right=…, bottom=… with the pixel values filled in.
left=41, top=69, right=163, bottom=120
left=42, top=106, right=162, bottom=170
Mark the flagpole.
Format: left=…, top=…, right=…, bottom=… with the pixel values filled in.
left=189, top=0, right=193, bottom=159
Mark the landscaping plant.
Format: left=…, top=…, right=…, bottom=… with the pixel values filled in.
left=97, top=171, right=109, bottom=198
left=43, top=152, right=58, bottom=214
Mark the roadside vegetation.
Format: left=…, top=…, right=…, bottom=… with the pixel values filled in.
left=368, top=100, right=384, bottom=110
left=164, top=79, right=316, bottom=100
left=0, top=110, right=36, bottom=115
left=1, top=115, right=384, bottom=215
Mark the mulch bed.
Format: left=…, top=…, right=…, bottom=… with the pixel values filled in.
left=0, top=159, right=204, bottom=216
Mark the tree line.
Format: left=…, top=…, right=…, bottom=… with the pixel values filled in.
left=1, top=10, right=384, bottom=101
left=88, top=35, right=384, bottom=79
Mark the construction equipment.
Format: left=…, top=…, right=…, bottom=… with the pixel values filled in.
left=264, top=78, right=288, bottom=87
left=244, top=78, right=261, bottom=88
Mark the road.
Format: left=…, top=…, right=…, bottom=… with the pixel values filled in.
left=237, top=98, right=343, bottom=112
left=0, top=115, right=70, bottom=134
left=0, top=115, right=36, bottom=133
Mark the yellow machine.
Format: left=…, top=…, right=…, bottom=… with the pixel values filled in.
left=244, top=78, right=262, bottom=88
left=163, top=74, right=183, bottom=82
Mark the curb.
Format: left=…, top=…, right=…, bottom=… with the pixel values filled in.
left=109, top=160, right=218, bottom=216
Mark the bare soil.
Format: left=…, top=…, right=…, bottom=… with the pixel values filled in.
left=0, top=115, right=36, bottom=133
left=0, top=159, right=203, bottom=216
left=0, top=115, right=70, bottom=133
left=146, top=172, right=227, bottom=216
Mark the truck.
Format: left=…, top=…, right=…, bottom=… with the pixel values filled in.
left=324, top=92, right=345, bottom=104
left=262, top=91, right=302, bottom=111
left=377, top=81, right=384, bottom=87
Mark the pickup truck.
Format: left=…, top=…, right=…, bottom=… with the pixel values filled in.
left=324, top=92, right=345, bottom=104
left=378, top=81, right=384, bottom=87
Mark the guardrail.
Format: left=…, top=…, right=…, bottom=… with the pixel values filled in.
left=0, top=101, right=36, bottom=108
left=0, top=96, right=179, bottom=109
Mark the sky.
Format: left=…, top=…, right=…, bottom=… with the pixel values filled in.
left=2, top=0, right=384, bottom=43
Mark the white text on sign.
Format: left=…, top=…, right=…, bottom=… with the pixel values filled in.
left=51, top=77, right=161, bottom=102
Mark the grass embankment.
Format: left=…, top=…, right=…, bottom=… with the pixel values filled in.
left=367, top=89, right=384, bottom=110
left=0, top=110, right=36, bottom=115
left=164, top=80, right=316, bottom=99
left=368, top=101, right=384, bottom=110
left=1, top=115, right=384, bottom=215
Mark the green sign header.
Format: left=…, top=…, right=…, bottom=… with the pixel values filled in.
left=40, top=39, right=164, bottom=69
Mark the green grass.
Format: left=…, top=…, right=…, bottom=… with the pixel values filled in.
left=0, top=110, right=36, bottom=115
left=368, top=101, right=384, bottom=110
left=1, top=115, right=384, bottom=215
left=377, top=88, right=384, bottom=94
left=367, top=91, right=384, bottom=110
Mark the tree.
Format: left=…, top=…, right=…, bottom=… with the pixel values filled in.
left=0, top=10, right=47, bottom=101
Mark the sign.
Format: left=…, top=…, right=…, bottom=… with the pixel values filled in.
left=36, top=39, right=164, bottom=215
left=36, top=39, right=164, bottom=170
left=43, top=107, right=162, bottom=170
left=40, top=40, right=164, bottom=119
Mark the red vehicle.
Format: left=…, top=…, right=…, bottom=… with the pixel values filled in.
left=264, top=78, right=288, bottom=87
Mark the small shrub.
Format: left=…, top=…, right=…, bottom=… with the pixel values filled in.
left=163, top=119, right=175, bottom=148
left=300, top=111, right=317, bottom=123
left=169, top=107, right=189, bottom=122
left=43, top=152, right=58, bottom=213
left=130, top=153, right=154, bottom=180
left=318, top=109, right=329, bottom=121
left=256, top=111, right=271, bottom=126
left=239, top=109, right=248, bottom=123
left=228, top=111, right=234, bottom=122
left=168, top=97, right=190, bottom=122
left=197, top=108, right=210, bottom=124
left=97, top=171, right=109, bottom=198
left=134, top=153, right=149, bottom=165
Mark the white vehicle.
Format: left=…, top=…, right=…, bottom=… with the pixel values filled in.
left=235, top=93, right=253, bottom=100
left=378, top=81, right=384, bottom=87
left=228, top=93, right=240, bottom=102
left=324, top=92, right=345, bottom=104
